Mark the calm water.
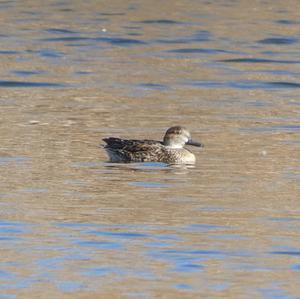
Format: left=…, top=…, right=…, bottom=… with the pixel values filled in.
left=0, top=1, right=299, bottom=298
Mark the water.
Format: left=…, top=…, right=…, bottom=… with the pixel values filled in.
left=0, top=1, right=299, bottom=298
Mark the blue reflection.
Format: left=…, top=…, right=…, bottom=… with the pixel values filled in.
left=86, top=230, right=148, bottom=238
left=291, top=264, right=300, bottom=271
left=129, top=181, right=169, bottom=188
left=173, top=263, right=204, bottom=273
left=82, top=267, right=114, bottom=277
left=0, top=294, right=16, bottom=299
left=259, top=286, right=297, bottom=299
left=58, top=281, right=85, bottom=292
left=174, top=283, right=193, bottom=290
left=0, top=157, right=30, bottom=165
left=75, top=240, right=122, bottom=250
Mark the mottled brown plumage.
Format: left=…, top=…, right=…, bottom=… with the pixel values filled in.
left=102, top=126, right=203, bottom=164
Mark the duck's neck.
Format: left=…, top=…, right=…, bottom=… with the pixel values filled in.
left=165, top=143, right=184, bottom=149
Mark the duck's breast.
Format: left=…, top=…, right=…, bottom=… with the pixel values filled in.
left=180, top=149, right=196, bottom=164
left=164, top=148, right=196, bottom=164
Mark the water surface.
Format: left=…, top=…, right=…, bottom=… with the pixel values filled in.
left=0, top=1, right=299, bottom=298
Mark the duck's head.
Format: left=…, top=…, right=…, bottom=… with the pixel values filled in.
left=163, top=126, right=203, bottom=149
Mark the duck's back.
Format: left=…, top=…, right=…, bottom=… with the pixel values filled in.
left=103, top=138, right=159, bottom=149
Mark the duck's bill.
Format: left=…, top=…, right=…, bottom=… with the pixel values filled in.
left=187, top=140, right=204, bottom=147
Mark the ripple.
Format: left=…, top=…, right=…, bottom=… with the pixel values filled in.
left=13, top=70, right=45, bottom=76
left=0, top=50, right=19, bottom=55
left=148, top=248, right=222, bottom=273
left=98, top=12, right=125, bottom=16
left=155, top=30, right=211, bottom=45
left=276, top=19, right=299, bottom=25
left=270, top=251, right=300, bottom=256
left=39, top=49, right=64, bottom=58
left=191, top=30, right=212, bottom=42
left=258, top=37, right=298, bottom=45
left=273, top=125, right=300, bottom=130
left=45, top=28, right=79, bottom=34
left=266, top=81, right=300, bottom=88
left=42, top=35, right=147, bottom=46
left=86, top=231, right=149, bottom=238
left=137, top=83, right=169, bottom=90
left=41, top=36, right=91, bottom=42
left=74, top=71, right=93, bottom=75
left=0, top=221, right=31, bottom=239
left=0, top=80, right=65, bottom=88
left=140, top=19, right=184, bottom=25
left=167, top=48, right=231, bottom=54
left=188, top=80, right=300, bottom=90
left=96, top=37, right=146, bottom=45
left=218, top=58, right=300, bottom=64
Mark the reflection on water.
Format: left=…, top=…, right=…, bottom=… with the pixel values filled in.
left=0, top=0, right=299, bottom=298
left=2, top=218, right=300, bottom=296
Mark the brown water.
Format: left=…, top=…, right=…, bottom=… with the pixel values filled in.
left=0, top=1, right=299, bottom=298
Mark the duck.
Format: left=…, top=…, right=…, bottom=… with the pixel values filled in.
left=102, top=126, right=203, bottom=164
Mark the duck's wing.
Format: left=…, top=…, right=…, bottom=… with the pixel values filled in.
left=102, top=138, right=161, bottom=149
left=102, top=138, right=165, bottom=162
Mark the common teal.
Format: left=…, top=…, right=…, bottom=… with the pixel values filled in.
left=102, top=126, right=203, bottom=164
